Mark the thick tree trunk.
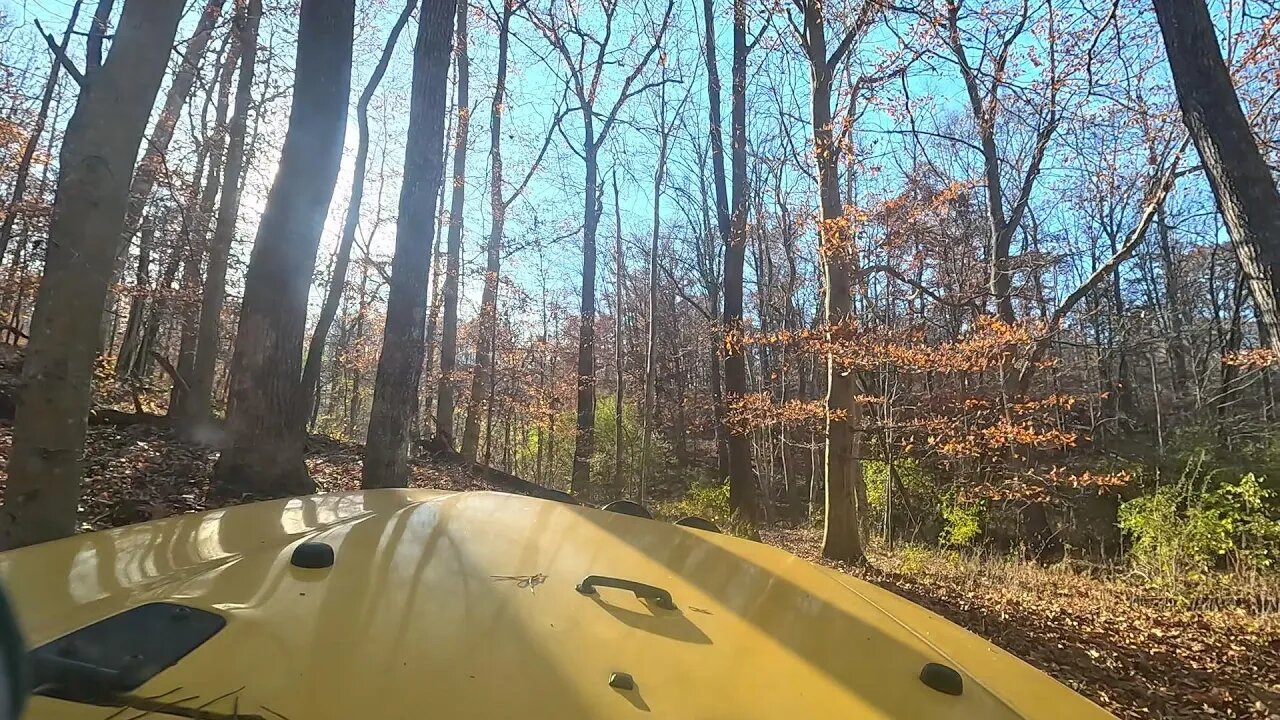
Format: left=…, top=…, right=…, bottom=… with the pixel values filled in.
left=722, top=0, right=758, bottom=525
left=213, top=0, right=354, bottom=497
left=186, top=0, right=261, bottom=429
left=363, top=0, right=456, bottom=488
left=299, top=0, right=416, bottom=428
left=1153, top=0, right=1280, bottom=355
left=0, top=0, right=185, bottom=549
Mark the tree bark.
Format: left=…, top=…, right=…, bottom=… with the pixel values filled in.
left=722, top=0, right=758, bottom=525
left=435, top=0, right=474, bottom=451
left=213, top=0, right=355, bottom=497
left=612, top=172, right=625, bottom=494
left=0, top=0, right=185, bottom=549
left=572, top=143, right=601, bottom=493
left=363, top=0, right=457, bottom=488
left=138, top=245, right=178, bottom=378
left=1153, top=0, right=1280, bottom=355
left=458, top=0, right=501, bottom=463
left=642, top=84, right=668, bottom=507
left=299, top=0, right=417, bottom=428
left=804, top=0, right=872, bottom=562
left=115, top=215, right=153, bottom=375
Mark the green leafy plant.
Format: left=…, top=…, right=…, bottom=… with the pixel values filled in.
left=1119, top=457, right=1280, bottom=591
left=940, top=501, right=982, bottom=546
left=653, top=480, right=730, bottom=526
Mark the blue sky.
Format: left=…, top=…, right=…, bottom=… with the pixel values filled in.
left=1, top=0, right=1270, bottom=338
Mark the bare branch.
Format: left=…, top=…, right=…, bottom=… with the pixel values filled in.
left=34, top=19, right=86, bottom=88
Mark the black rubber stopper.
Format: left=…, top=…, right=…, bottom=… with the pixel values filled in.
left=674, top=516, right=721, bottom=533
left=919, top=662, right=963, bottom=696
left=290, top=542, right=335, bottom=569
left=608, top=672, right=635, bottom=691
left=601, top=500, right=653, bottom=520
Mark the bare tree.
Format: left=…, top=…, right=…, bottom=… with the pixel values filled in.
left=721, top=0, right=762, bottom=525
left=213, top=0, right=355, bottom=497
left=171, top=34, right=242, bottom=417
left=185, top=0, right=262, bottom=429
left=0, top=0, right=186, bottom=549
left=529, top=0, right=675, bottom=494
left=436, top=0, right=473, bottom=449
left=457, top=0, right=561, bottom=462
left=0, top=1, right=85, bottom=263
left=111, top=0, right=226, bottom=308
left=793, top=0, right=878, bottom=560
left=364, top=0, right=458, bottom=488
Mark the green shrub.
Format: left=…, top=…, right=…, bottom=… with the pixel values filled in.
left=652, top=480, right=730, bottom=526
left=1119, top=464, right=1280, bottom=590
left=863, top=457, right=937, bottom=537
left=940, top=502, right=983, bottom=546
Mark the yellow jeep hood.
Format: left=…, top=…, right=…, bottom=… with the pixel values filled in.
left=0, top=489, right=1112, bottom=718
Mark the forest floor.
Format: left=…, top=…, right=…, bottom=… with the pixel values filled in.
left=0, top=422, right=1277, bottom=719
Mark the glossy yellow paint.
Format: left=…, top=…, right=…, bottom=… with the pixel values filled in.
left=0, top=490, right=1114, bottom=719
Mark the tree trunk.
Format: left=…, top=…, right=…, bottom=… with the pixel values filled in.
left=806, top=0, right=865, bottom=563
left=299, top=0, right=416, bottom=428
left=701, top=0, right=730, bottom=487
left=138, top=247, right=178, bottom=378
left=186, top=0, right=261, bottom=429
left=1153, top=0, right=1280, bottom=356
left=363, top=0, right=456, bottom=488
left=642, top=86, right=667, bottom=507
left=460, top=0, right=503, bottom=464
left=213, top=0, right=355, bottom=497
left=101, top=0, right=224, bottom=350
left=435, top=0, right=477, bottom=448
left=171, top=28, right=242, bottom=419
left=722, top=0, right=758, bottom=525
left=571, top=142, right=601, bottom=494
left=84, top=0, right=116, bottom=80
left=420, top=248, right=445, bottom=436
left=115, top=216, right=153, bottom=375
left=0, top=0, right=185, bottom=549
left=612, top=172, right=625, bottom=495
